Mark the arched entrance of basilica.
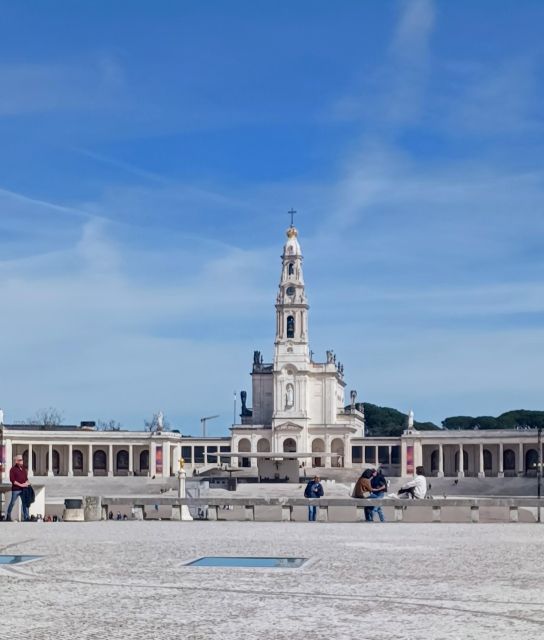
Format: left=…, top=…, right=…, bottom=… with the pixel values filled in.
left=331, top=438, right=344, bottom=468
left=283, top=438, right=297, bottom=453
left=312, top=438, right=325, bottom=467
left=238, top=438, right=251, bottom=468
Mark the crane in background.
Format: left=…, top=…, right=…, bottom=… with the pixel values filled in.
left=200, top=414, right=219, bottom=438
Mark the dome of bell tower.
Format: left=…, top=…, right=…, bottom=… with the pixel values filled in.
left=286, top=226, right=298, bottom=238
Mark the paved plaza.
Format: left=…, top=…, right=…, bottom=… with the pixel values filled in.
left=1, top=521, right=543, bottom=639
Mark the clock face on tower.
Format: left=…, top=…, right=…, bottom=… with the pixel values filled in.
left=286, top=286, right=295, bottom=296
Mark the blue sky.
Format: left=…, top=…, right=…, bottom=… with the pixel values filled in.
left=1, top=0, right=543, bottom=434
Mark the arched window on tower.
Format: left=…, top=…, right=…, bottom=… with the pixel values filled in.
left=288, top=262, right=295, bottom=276
left=286, top=315, right=295, bottom=338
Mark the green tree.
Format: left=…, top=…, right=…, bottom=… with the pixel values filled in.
left=359, top=403, right=439, bottom=437
left=442, top=416, right=474, bottom=430
left=472, top=416, right=497, bottom=430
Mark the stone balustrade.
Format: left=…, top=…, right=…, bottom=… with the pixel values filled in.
left=91, top=495, right=544, bottom=523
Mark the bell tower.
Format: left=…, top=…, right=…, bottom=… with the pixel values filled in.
left=274, top=219, right=310, bottom=368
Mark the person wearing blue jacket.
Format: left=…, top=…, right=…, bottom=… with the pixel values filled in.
left=304, top=475, right=324, bottom=521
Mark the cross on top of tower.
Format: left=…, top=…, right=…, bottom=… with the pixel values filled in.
left=288, top=208, right=297, bottom=227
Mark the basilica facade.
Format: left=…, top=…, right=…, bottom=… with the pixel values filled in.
left=231, top=223, right=364, bottom=468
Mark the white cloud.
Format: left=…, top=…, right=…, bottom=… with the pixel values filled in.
left=330, top=0, right=435, bottom=126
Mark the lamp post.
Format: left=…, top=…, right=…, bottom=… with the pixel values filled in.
left=176, top=457, right=193, bottom=520
left=538, top=426, right=542, bottom=523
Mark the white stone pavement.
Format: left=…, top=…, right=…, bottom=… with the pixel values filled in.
left=1, top=521, right=543, bottom=640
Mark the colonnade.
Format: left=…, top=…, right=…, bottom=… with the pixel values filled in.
left=423, top=442, right=543, bottom=477
left=5, top=440, right=184, bottom=478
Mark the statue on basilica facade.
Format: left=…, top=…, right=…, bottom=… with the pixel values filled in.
left=285, top=383, right=294, bottom=409
left=350, top=390, right=357, bottom=410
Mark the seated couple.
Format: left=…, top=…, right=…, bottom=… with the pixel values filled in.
left=353, top=468, right=388, bottom=522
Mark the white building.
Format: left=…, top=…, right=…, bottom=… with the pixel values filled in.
left=1, top=223, right=542, bottom=484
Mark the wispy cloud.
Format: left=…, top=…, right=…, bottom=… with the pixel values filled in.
left=0, top=55, right=125, bottom=116
left=330, top=0, right=435, bottom=127
left=437, top=57, right=543, bottom=135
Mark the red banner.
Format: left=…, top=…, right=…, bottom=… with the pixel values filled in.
left=155, top=445, right=163, bottom=474
left=406, top=445, right=414, bottom=475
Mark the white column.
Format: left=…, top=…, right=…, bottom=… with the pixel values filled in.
left=47, top=444, right=54, bottom=477
left=250, top=434, right=257, bottom=468
left=344, top=436, right=352, bottom=468
left=400, top=440, right=407, bottom=476
left=478, top=443, right=485, bottom=478
left=162, top=442, right=171, bottom=477
left=87, top=444, right=93, bottom=476
left=3, top=440, right=12, bottom=482
left=230, top=444, right=238, bottom=468
left=68, top=444, right=73, bottom=477
left=518, top=442, right=524, bottom=476
left=437, top=444, right=444, bottom=477
left=27, top=443, right=34, bottom=477
left=457, top=443, right=464, bottom=478
left=498, top=443, right=504, bottom=477
left=150, top=441, right=157, bottom=477
left=128, top=445, right=134, bottom=475
left=108, top=444, right=114, bottom=477
left=324, top=435, right=331, bottom=468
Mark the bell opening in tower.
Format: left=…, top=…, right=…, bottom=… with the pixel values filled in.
left=286, top=315, right=295, bottom=338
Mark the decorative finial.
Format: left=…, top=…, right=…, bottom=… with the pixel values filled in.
left=286, top=226, right=298, bottom=238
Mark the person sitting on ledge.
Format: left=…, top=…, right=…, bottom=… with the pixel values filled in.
left=398, top=466, right=427, bottom=499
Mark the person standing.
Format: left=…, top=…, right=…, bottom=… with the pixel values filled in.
left=304, top=475, right=324, bottom=521
left=6, top=455, right=30, bottom=521
left=369, top=468, right=387, bottom=522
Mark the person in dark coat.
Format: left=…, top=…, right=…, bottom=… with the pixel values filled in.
left=369, top=469, right=387, bottom=522
left=304, top=475, right=324, bottom=521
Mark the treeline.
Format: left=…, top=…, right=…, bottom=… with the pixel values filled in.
left=351, top=404, right=544, bottom=437
left=357, top=403, right=440, bottom=437
left=442, top=410, right=544, bottom=430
